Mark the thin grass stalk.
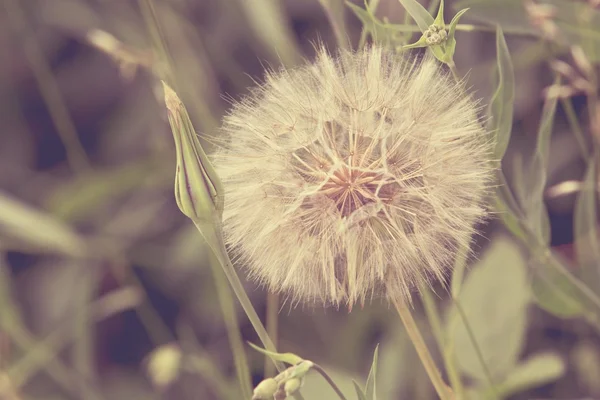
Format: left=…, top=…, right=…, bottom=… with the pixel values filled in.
left=265, top=291, right=280, bottom=378
left=392, top=297, right=453, bottom=400
left=2, top=0, right=90, bottom=172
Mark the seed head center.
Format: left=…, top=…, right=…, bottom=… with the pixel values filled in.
left=319, top=165, right=385, bottom=217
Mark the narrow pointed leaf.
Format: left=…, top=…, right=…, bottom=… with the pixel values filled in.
left=353, top=381, right=367, bottom=400
left=433, top=0, right=445, bottom=26
left=248, top=342, right=304, bottom=366
left=442, top=8, right=470, bottom=62
left=487, top=26, right=515, bottom=160
left=397, top=0, right=434, bottom=31
left=574, top=155, right=600, bottom=292
left=522, top=81, right=559, bottom=245
left=0, top=191, right=86, bottom=257
left=365, top=344, right=379, bottom=400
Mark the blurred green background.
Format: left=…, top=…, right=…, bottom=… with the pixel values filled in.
left=1, top=0, right=600, bottom=399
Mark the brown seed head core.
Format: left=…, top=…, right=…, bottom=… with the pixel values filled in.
left=321, top=166, right=398, bottom=217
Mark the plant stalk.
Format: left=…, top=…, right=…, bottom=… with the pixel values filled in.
left=392, top=297, right=453, bottom=400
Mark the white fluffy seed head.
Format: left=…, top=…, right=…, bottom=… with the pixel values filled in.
left=212, top=46, right=494, bottom=307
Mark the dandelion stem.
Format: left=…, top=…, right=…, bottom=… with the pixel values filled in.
left=207, top=251, right=253, bottom=399
left=196, top=222, right=284, bottom=373
left=392, top=297, right=453, bottom=400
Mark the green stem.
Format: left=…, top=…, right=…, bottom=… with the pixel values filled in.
left=265, top=291, right=280, bottom=378
left=195, top=224, right=306, bottom=400
left=208, top=251, right=253, bottom=399
left=392, top=297, right=453, bottom=400
left=312, top=364, right=348, bottom=400
left=196, top=223, right=283, bottom=372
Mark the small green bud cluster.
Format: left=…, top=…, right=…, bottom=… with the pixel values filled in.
left=424, top=24, right=448, bottom=45
left=252, top=361, right=313, bottom=399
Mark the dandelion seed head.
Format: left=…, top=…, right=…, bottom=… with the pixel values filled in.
left=212, top=46, right=494, bottom=307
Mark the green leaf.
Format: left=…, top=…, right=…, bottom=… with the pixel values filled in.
left=397, top=0, right=434, bottom=32
left=352, top=381, right=368, bottom=400
left=365, top=344, right=379, bottom=400
left=487, top=26, right=515, bottom=160
left=442, top=8, right=470, bottom=63
left=495, top=352, right=565, bottom=397
left=433, top=0, right=445, bottom=26
left=574, top=155, right=600, bottom=292
left=513, top=82, right=558, bottom=246
left=247, top=342, right=304, bottom=366
left=530, top=251, right=585, bottom=318
left=0, top=191, right=86, bottom=257
left=447, top=237, right=530, bottom=383
left=401, top=34, right=430, bottom=50
left=494, top=194, right=527, bottom=243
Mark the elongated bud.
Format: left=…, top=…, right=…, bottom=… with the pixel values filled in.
left=252, top=378, right=279, bottom=399
left=162, top=81, right=224, bottom=225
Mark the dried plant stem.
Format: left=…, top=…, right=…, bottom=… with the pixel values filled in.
left=265, top=291, right=280, bottom=378
left=392, top=297, right=453, bottom=400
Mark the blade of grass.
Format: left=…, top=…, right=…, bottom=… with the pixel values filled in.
left=265, top=291, right=280, bottom=379
left=3, top=0, right=90, bottom=172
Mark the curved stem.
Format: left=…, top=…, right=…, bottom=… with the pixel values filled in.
left=392, top=297, right=453, bottom=400
left=312, top=364, right=348, bottom=400
left=196, top=223, right=283, bottom=372
left=208, top=251, right=253, bottom=399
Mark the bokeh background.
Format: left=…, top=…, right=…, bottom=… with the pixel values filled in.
left=1, top=0, right=600, bottom=399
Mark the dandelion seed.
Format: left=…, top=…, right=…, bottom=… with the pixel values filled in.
left=212, top=46, right=494, bottom=307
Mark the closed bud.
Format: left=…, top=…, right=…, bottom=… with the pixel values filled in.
left=284, top=378, right=302, bottom=396
left=145, top=343, right=182, bottom=390
left=163, top=81, right=224, bottom=226
left=252, top=378, right=279, bottom=399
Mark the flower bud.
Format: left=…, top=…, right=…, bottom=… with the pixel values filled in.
left=284, top=378, right=302, bottom=396
left=162, top=81, right=224, bottom=226
left=252, top=378, right=279, bottom=399
left=145, top=343, right=182, bottom=390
